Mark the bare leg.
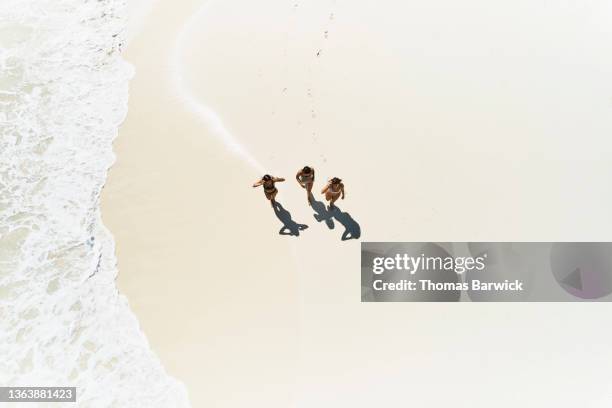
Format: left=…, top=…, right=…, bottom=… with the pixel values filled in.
left=329, top=194, right=339, bottom=208
left=306, top=182, right=313, bottom=204
left=265, top=190, right=275, bottom=205
left=270, top=189, right=278, bottom=206
left=325, top=191, right=335, bottom=209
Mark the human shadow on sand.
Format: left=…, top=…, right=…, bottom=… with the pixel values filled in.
left=273, top=201, right=308, bottom=236
left=331, top=206, right=361, bottom=241
left=310, top=197, right=335, bottom=229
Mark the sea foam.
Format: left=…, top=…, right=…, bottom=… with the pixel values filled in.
left=0, top=0, right=190, bottom=406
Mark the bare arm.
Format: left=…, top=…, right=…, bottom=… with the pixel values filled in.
left=252, top=179, right=263, bottom=187
left=295, top=171, right=302, bottom=184
left=341, top=183, right=345, bottom=199
left=274, top=177, right=285, bottom=182
left=321, top=180, right=330, bottom=194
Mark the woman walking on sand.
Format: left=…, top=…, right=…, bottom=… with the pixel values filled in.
left=321, top=177, right=344, bottom=209
left=253, top=174, right=285, bottom=206
left=295, top=166, right=315, bottom=204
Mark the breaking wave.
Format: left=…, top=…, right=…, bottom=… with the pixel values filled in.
left=0, top=0, right=190, bottom=406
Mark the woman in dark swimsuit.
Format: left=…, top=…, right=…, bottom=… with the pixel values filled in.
left=253, top=174, right=285, bottom=206
left=295, top=166, right=315, bottom=205
left=321, top=177, right=345, bottom=209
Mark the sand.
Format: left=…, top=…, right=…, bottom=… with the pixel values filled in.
left=103, top=1, right=300, bottom=405
left=103, top=1, right=612, bottom=407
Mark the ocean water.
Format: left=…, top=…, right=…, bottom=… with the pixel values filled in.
left=0, top=0, right=190, bottom=406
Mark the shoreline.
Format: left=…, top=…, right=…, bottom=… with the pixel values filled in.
left=1, top=0, right=189, bottom=405
left=104, top=1, right=301, bottom=406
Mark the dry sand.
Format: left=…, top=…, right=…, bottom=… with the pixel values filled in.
left=103, top=1, right=612, bottom=407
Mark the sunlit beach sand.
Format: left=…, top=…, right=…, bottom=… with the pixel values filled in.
left=103, top=0, right=612, bottom=406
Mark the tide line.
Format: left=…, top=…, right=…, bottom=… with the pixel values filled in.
left=169, top=0, right=265, bottom=173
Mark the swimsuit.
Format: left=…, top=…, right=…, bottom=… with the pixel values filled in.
left=328, top=185, right=341, bottom=196
left=264, top=182, right=277, bottom=193
left=299, top=174, right=314, bottom=184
